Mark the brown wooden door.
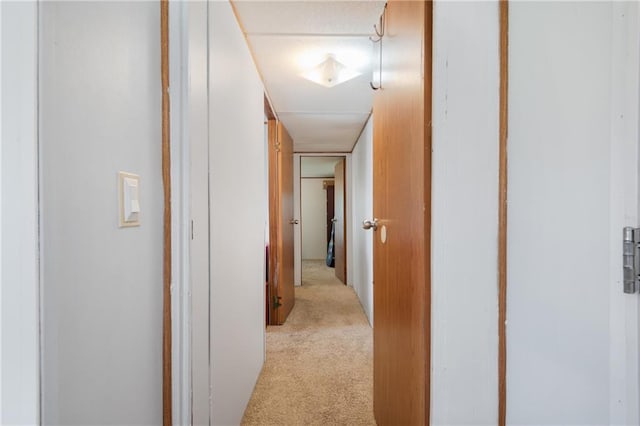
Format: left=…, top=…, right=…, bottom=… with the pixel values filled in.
left=268, top=120, right=295, bottom=325
left=334, top=159, right=346, bottom=284
left=372, top=1, right=432, bottom=425
left=267, top=119, right=278, bottom=325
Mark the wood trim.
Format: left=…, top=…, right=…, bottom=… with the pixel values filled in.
left=300, top=176, right=335, bottom=180
left=424, top=2, right=433, bottom=424
left=498, top=1, right=509, bottom=425
left=161, top=1, right=172, bottom=425
left=294, top=151, right=352, bottom=155
left=264, top=94, right=276, bottom=120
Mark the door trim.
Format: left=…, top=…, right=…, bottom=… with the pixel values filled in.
left=293, top=153, right=352, bottom=288
left=161, top=1, right=173, bottom=424
left=425, top=2, right=433, bottom=422
left=167, top=0, right=197, bottom=424
left=498, top=1, right=509, bottom=425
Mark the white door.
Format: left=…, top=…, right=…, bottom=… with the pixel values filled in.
left=507, top=2, right=640, bottom=424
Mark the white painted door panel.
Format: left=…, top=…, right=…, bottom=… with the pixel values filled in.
left=507, top=2, right=639, bottom=424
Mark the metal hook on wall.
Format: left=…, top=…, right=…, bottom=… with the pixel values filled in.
left=369, top=4, right=387, bottom=90
left=369, top=3, right=387, bottom=43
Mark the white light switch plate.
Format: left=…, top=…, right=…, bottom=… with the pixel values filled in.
left=118, top=171, right=140, bottom=227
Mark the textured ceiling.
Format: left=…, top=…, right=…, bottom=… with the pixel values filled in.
left=233, top=0, right=385, bottom=152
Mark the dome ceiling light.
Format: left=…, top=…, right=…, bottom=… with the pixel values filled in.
left=301, top=54, right=361, bottom=88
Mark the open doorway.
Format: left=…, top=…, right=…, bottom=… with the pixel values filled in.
left=298, top=156, right=347, bottom=286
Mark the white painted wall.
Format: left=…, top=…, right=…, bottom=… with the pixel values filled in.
left=0, top=2, right=39, bottom=424
left=301, top=178, right=328, bottom=260
left=39, top=2, right=163, bottom=424
left=350, top=117, right=373, bottom=325
left=431, top=2, right=500, bottom=424
left=508, top=3, right=640, bottom=424
left=209, top=2, right=266, bottom=424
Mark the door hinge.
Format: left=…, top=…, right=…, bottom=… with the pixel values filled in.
left=623, top=227, right=639, bottom=294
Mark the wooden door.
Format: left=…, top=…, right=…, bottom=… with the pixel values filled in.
left=268, top=120, right=295, bottom=325
left=334, top=159, right=346, bottom=284
left=372, top=1, right=432, bottom=425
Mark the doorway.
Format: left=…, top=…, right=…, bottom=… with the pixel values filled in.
left=297, top=156, right=347, bottom=286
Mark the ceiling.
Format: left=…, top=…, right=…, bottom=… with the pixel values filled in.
left=232, top=1, right=385, bottom=153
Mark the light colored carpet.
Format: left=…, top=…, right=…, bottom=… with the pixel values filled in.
left=241, top=260, right=375, bottom=426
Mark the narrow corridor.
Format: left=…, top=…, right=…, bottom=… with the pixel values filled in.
left=242, top=261, right=374, bottom=425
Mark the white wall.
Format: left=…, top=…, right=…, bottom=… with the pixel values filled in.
left=209, top=2, right=266, bottom=424
left=507, top=3, right=640, bottom=424
left=0, top=2, right=39, bottom=424
left=431, top=2, right=500, bottom=424
left=301, top=178, right=328, bottom=260
left=350, top=117, right=373, bottom=325
left=40, top=2, right=163, bottom=424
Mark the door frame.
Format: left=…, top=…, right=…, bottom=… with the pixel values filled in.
left=167, top=1, right=196, bottom=424
left=293, top=153, right=353, bottom=287
left=607, top=2, right=640, bottom=421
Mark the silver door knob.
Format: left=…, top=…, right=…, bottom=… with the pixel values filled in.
left=362, top=219, right=378, bottom=231
left=290, top=219, right=299, bottom=225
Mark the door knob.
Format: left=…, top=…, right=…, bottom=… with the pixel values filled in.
left=290, top=219, right=299, bottom=225
left=362, top=218, right=378, bottom=231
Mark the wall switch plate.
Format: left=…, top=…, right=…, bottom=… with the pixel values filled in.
left=118, top=171, right=141, bottom=227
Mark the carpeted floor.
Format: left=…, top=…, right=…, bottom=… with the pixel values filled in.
left=241, top=260, right=375, bottom=426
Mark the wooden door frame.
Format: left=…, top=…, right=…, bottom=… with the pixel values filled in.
left=498, top=1, right=508, bottom=425
left=293, top=153, right=353, bottom=287
left=160, top=1, right=173, bottom=424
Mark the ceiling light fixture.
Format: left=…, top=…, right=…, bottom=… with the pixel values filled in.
left=301, top=54, right=361, bottom=88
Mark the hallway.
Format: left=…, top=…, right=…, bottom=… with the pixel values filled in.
left=242, top=261, right=374, bottom=425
